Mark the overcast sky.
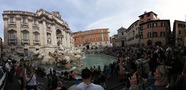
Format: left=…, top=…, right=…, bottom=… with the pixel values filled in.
left=1, top=0, right=186, bottom=41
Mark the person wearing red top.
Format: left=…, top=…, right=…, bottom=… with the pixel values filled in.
left=69, top=71, right=75, bottom=80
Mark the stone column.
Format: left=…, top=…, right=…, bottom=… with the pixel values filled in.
left=39, top=21, right=43, bottom=45
left=3, top=16, right=8, bottom=45
left=28, top=17, right=33, bottom=45
left=51, top=23, right=57, bottom=46
left=41, top=17, right=47, bottom=45
left=62, top=29, right=66, bottom=47
left=16, top=15, right=21, bottom=45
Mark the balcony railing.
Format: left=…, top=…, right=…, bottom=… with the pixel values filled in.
left=21, top=39, right=30, bottom=45
left=8, top=39, right=17, bottom=45
left=8, top=22, right=17, bottom=28
left=33, top=25, right=39, bottom=30
left=21, top=23, right=29, bottom=28
left=33, top=40, right=40, bottom=45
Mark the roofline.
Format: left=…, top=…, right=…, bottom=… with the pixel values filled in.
left=127, top=20, right=139, bottom=29
left=139, top=19, right=170, bottom=25
left=73, top=28, right=109, bottom=33
left=138, top=11, right=157, bottom=17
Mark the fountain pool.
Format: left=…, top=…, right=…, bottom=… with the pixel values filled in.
left=39, top=54, right=117, bottom=72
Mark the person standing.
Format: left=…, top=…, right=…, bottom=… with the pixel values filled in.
left=5, top=59, right=13, bottom=82
left=24, top=67, right=37, bottom=90
left=74, top=68, right=104, bottom=90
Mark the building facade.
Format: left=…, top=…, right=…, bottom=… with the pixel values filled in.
left=114, top=27, right=127, bottom=47
left=173, top=20, right=186, bottom=46
left=73, top=29, right=110, bottom=49
left=3, top=9, right=74, bottom=60
left=139, top=11, right=171, bottom=46
left=126, top=20, right=140, bottom=46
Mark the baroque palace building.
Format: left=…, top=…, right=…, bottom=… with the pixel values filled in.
left=73, top=29, right=110, bottom=49
left=3, top=9, right=74, bottom=59
left=139, top=11, right=171, bottom=46
left=173, top=20, right=186, bottom=46
left=113, top=11, right=171, bottom=47
left=126, top=20, right=140, bottom=46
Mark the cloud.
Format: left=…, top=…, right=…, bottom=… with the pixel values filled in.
left=1, top=0, right=186, bottom=41
left=86, top=13, right=136, bottom=36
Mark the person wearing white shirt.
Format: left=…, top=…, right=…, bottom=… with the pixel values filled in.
left=74, top=68, right=104, bottom=90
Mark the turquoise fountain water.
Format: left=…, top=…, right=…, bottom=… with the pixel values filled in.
left=39, top=54, right=117, bottom=72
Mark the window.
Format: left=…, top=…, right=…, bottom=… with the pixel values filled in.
left=23, top=32, right=28, bottom=39
left=95, top=35, right=96, bottom=37
left=147, top=24, right=151, bottom=28
left=35, top=34, right=39, bottom=40
left=105, top=37, right=107, bottom=40
left=94, top=31, right=96, bottom=33
left=99, top=30, right=101, bottom=32
left=78, top=33, right=80, bottom=36
left=179, top=30, right=181, bottom=34
left=79, top=41, right=80, bottom=43
left=22, top=17, right=26, bottom=23
left=105, top=42, right=107, bottom=44
left=10, top=17, right=14, bottom=23
left=99, top=38, right=102, bottom=40
left=99, top=34, right=101, bottom=36
left=86, top=32, right=87, bottom=34
left=153, top=15, right=156, bottom=19
left=90, top=35, right=92, bottom=38
left=141, top=15, right=144, bottom=19
left=160, top=32, right=165, bottom=37
left=82, top=36, right=84, bottom=39
left=147, top=33, right=151, bottom=38
left=79, top=45, right=81, bottom=47
left=105, top=34, right=107, bottom=36
left=78, top=37, right=80, bottom=40
left=90, top=39, right=92, bottom=41
left=140, top=26, right=143, bottom=30
left=104, top=30, right=106, bottom=32
left=10, top=32, right=15, bottom=39
left=178, top=24, right=182, bottom=28
left=86, top=39, right=88, bottom=42
left=82, top=33, right=84, bottom=35
left=86, top=36, right=88, bottom=38
left=153, top=23, right=157, bottom=27
left=83, top=40, right=84, bottom=43
left=24, top=49, right=28, bottom=56
left=153, top=32, right=157, bottom=37
left=147, top=13, right=150, bottom=17
left=95, top=38, right=97, bottom=41
left=100, top=42, right=101, bottom=44
left=33, top=20, right=37, bottom=25
left=161, top=22, right=165, bottom=27
left=90, top=31, right=91, bottom=34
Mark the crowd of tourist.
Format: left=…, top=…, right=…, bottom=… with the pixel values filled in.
left=1, top=45, right=186, bottom=90
left=102, top=45, right=186, bottom=90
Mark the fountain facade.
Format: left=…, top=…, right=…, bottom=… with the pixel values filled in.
left=2, top=9, right=81, bottom=69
